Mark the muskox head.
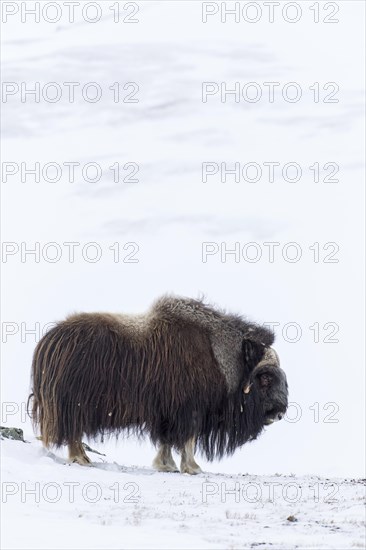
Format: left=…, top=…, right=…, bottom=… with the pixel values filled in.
left=243, top=346, right=288, bottom=426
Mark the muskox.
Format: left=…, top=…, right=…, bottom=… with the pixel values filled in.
left=29, top=296, right=288, bottom=474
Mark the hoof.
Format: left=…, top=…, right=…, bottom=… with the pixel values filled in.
left=71, top=456, right=93, bottom=467
left=152, top=459, right=179, bottom=473
left=180, top=464, right=202, bottom=475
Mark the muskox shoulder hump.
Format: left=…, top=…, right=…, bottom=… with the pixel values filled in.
left=244, top=324, right=275, bottom=347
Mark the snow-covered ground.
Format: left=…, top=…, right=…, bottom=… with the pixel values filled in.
left=1, top=1, right=365, bottom=548
left=2, top=437, right=365, bottom=550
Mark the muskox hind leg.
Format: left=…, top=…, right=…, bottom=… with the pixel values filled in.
left=68, top=441, right=92, bottom=466
left=152, top=443, right=179, bottom=473
left=180, top=437, right=202, bottom=475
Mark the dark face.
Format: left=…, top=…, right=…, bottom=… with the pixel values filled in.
left=253, top=363, right=288, bottom=426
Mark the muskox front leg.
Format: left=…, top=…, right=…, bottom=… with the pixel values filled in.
left=68, top=441, right=92, bottom=466
left=180, top=437, right=202, bottom=475
left=152, top=443, right=179, bottom=473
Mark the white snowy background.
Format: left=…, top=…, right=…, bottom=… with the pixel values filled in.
left=1, top=1, right=365, bottom=548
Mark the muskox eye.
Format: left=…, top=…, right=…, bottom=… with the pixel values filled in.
left=259, top=373, right=272, bottom=388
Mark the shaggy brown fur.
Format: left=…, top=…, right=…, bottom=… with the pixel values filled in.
left=29, top=296, right=288, bottom=461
